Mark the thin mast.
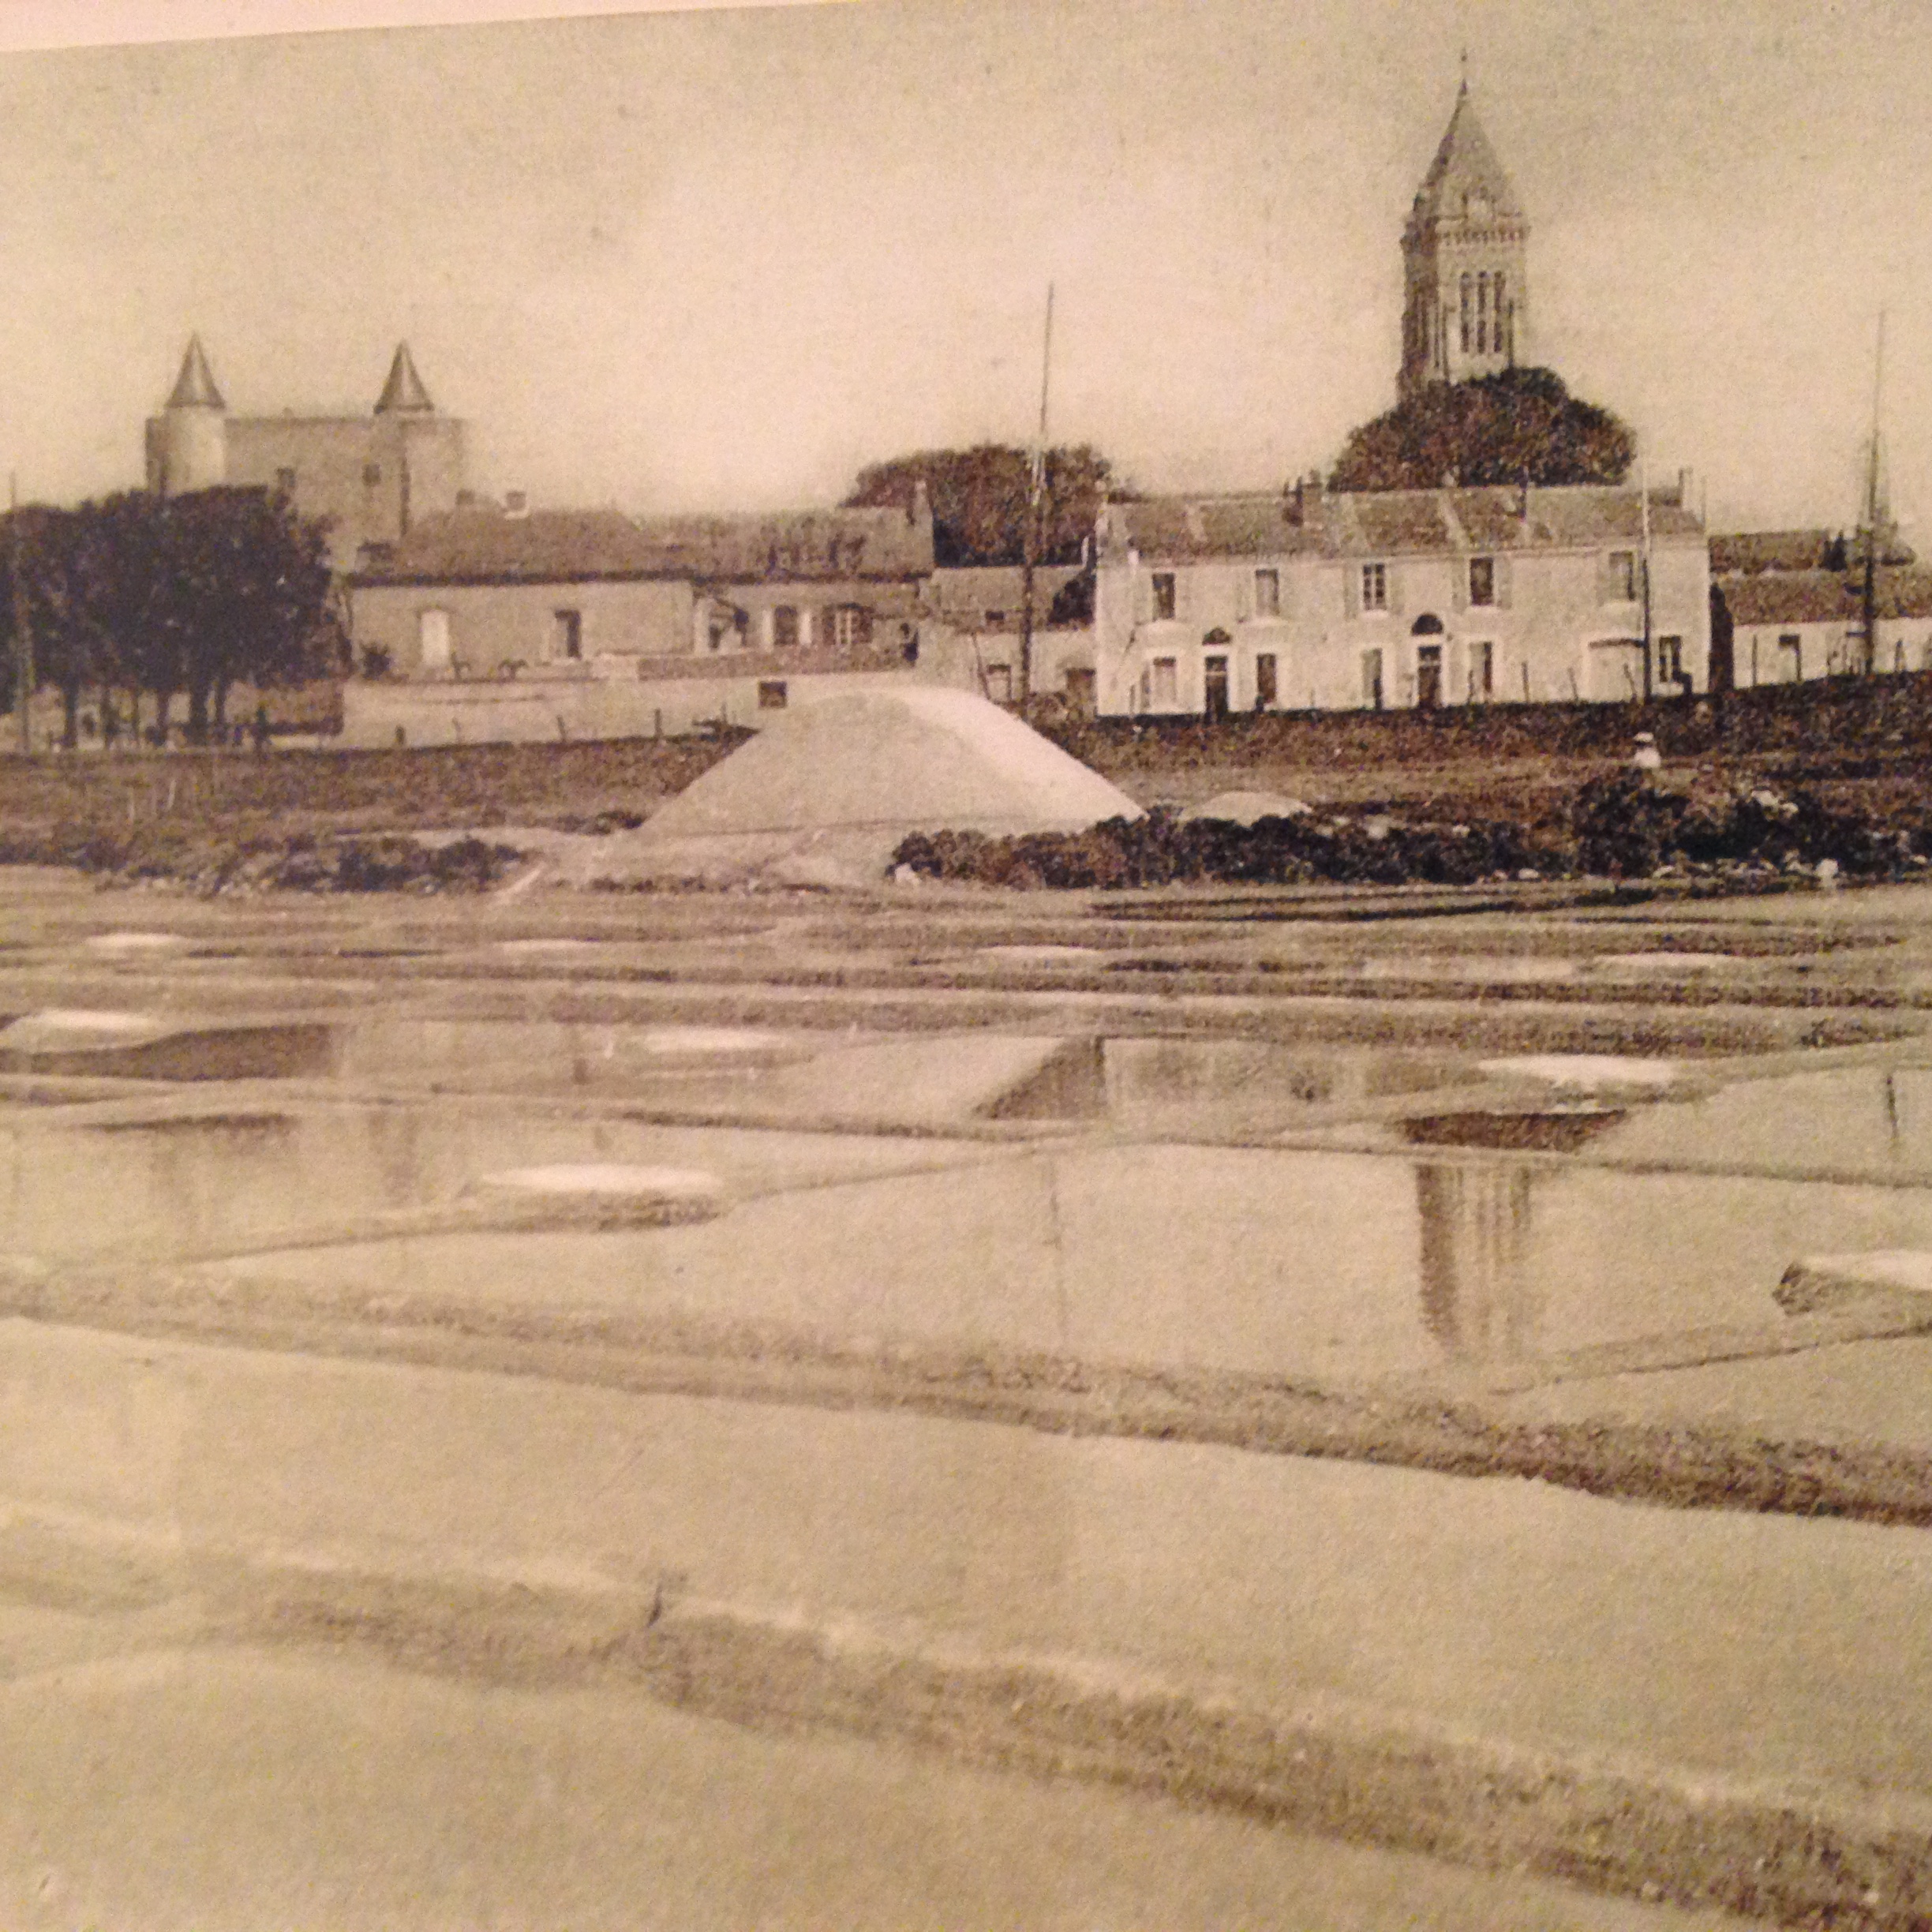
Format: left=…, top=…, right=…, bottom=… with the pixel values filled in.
left=1862, top=309, right=1885, bottom=675
left=1639, top=453, right=1653, bottom=702
left=9, top=474, right=30, bottom=758
left=1019, top=282, right=1054, bottom=717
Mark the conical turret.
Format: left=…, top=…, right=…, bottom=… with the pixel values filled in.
left=375, top=343, right=436, bottom=414
left=165, top=334, right=226, bottom=411
left=147, top=335, right=227, bottom=493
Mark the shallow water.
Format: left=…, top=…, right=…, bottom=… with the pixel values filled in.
left=27, top=1110, right=1918, bottom=1380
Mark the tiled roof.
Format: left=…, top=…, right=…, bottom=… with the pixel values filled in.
left=929, top=564, right=1084, bottom=627
left=1718, top=571, right=1850, bottom=626
left=1109, top=485, right=1702, bottom=564
left=1410, top=84, right=1523, bottom=227
left=351, top=501, right=936, bottom=586
left=1876, top=568, right=1932, bottom=620
left=1103, top=495, right=1322, bottom=562
left=1709, top=530, right=1836, bottom=575
left=1710, top=528, right=1915, bottom=573
left=351, top=509, right=668, bottom=583
left=636, top=504, right=933, bottom=581
left=1717, top=567, right=1932, bottom=625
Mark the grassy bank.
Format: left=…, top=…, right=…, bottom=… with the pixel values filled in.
left=0, top=735, right=743, bottom=887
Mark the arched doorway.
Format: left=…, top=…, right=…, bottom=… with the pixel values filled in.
left=1410, top=613, right=1445, bottom=709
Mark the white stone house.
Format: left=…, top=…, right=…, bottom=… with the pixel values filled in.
left=1092, top=481, right=1710, bottom=717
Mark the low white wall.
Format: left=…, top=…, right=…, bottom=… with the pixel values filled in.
left=340, top=666, right=947, bottom=748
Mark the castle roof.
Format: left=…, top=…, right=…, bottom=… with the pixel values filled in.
left=165, top=335, right=225, bottom=411
left=1410, top=83, right=1523, bottom=227
left=375, top=343, right=436, bottom=414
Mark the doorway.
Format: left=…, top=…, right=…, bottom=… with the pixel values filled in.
left=1254, top=653, right=1278, bottom=711
left=1361, top=649, right=1384, bottom=710
left=417, top=608, right=451, bottom=676
left=1416, top=643, right=1443, bottom=710
left=1204, top=654, right=1230, bottom=721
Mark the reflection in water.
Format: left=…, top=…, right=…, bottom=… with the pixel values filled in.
left=985, top=1038, right=1477, bottom=1129
left=985, top=1039, right=1109, bottom=1121
left=0, top=1022, right=335, bottom=1083
left=1402, top=1110, right=1627, bottom=1155
left=1415, top=1163, right=1537, bottom=1360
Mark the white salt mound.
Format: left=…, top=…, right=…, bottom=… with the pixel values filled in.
left=564, top=688, right=1141, bottom=888
left=1179, top=791, right=1312, bottom=826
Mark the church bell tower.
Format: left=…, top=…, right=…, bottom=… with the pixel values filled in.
left=1398, top=80, right=1530, bottom=399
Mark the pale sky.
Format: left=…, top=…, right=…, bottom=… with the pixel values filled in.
left=0, top=0, right=1926, bottom=537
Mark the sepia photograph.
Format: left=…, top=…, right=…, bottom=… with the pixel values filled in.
left=2, top=0, right=1932, bottom=1924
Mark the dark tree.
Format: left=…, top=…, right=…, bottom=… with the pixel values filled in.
left=844, top=444, right=1126, bottom=567
left=0, top=486, right=333, bottom=747
left=161, top=487, right=334, bottom=741
left=1328, top=368, right=1636, bottom=492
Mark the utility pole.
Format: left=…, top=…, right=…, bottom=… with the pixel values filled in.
left=1018, top=283, right=1054, bottom=717
left=1638, top=453, right=1653, bottom=703
left=1861, top=309, right=1886, bottom=677
left=9, top=474, right=31, bottom=758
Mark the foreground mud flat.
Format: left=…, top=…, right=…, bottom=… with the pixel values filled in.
left=7, top=865, right=1932, bottom=1926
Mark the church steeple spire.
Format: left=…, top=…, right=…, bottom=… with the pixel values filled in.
left=1398, top=80, right=1530, bottom=398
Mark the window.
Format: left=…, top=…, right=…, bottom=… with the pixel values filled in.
left=1471, top=640, right=1494, bottom=700
left=828, top=605, right=871, bottom=650
left=275, top=466, right=297, bottom=496
left=552, top=609, right=582, bottom=661
left=417, top=608, right=451, bottom=676
left=1254, top=568, right=1280, bottom=618
left=1477, top=272, right=1490, bottom=354
left=772, top=605, right=799, bottom=650
left=985, top=609, right=1008, bottom=629
left=985, top=665, right=1013, bottom=704
left=1657, top=635, right=1683, bottom=684
left=1459, top=275, right=1472, bottom=353
left=1151, top=572, right=1177, bottom=621
left=758, top=680, right=788, bottom=710
left=1361, top=562, right=1388, bottom=611
left=1468, top=555, right=1496, bottom=606
left=1495, top=273, right=1508, bottom=354
left=1778, top=633, right=1802, bottom=683
left=1255, top=653, right=1278, bottom=710
left=1606, top=551, right=1638, bottom=601
left=1151, top=657, right=1178, bottom=708
left=362, top=462, right=383, bottom=487
left=1361, top=648, right=1384, bottom=710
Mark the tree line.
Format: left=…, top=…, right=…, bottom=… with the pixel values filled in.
left=0, top=486, right=335, bottom=749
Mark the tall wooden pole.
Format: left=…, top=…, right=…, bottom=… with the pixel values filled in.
left=1638, top=454, right=1653, bottom=702
left=1019, top=283, right=1054, bottom=717
left=1862, top=309, right=1885, bottom=676
left=9, top=474, right=30, bottom=758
